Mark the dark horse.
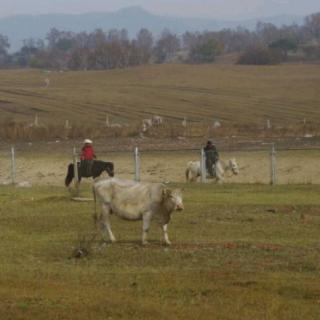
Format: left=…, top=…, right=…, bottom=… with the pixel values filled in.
left=65, top=160, right=114, bottom=187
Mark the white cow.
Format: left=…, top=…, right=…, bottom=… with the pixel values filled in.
left=185, top=158, right=239, bottom=183
left=93, top=177, right=184, bottom=245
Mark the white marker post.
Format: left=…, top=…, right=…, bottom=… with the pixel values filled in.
left=34, top=114, right=39, bottom=127
left=65, top=120, right=71, bottom=129
left=270, top=143, right=277, bottom=185
left=134, top=147, right=140, bottom=182
left=106, top=114, right=110, bottom=127
left=182, top=117, right=187, bottom=127
left=73, top=147, right=79, bottom=195
left=11, top=146, right=16, bottom=185
left=267, top=119, right=271, bottom=129
left=200, top=148, right=207, bottom=183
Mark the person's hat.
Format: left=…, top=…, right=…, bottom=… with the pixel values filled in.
left=84, top=139, right=92, bottom=144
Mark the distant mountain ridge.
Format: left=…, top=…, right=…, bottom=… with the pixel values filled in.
left=0, top=6, right=305, bottom=52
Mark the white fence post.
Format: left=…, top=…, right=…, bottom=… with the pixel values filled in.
left=266, top=119, right=271, bottom=129
left=134, top=147, right=140, bottom=182
left=106, top=114, right=110, bottom=127
left=200, top=148, right=207, bottom=183
left=11, top=146, right=16, bottom=185
left=34, top=113, right=39, bottom=127
left=270, top=143, right=277, bottom=185
left=73, top=147, right=79, bottom=195
left=65, top=119, right=71, bottom=129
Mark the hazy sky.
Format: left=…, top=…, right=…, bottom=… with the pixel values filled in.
left=0, top=0, right=319, bottom=19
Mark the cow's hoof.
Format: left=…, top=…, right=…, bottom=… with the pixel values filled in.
left=164, top=241, right=172, bottom=246
left=142, top=241, right=149, bottom=246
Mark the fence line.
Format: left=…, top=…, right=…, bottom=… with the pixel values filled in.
left=2, top=144, right=319, bottom=186
left=96, top=145, right=320, bottom=154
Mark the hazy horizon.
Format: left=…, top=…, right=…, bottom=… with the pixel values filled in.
left=0, top=0, right=319, bottom=20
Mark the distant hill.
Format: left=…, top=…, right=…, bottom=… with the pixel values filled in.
left=0, top=6, right=305, bottom=52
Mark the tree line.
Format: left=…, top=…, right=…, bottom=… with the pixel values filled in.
left=0, top=12, right=319, bottom=69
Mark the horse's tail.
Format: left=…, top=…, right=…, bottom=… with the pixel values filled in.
left=65, top=163, right=74, bottom=187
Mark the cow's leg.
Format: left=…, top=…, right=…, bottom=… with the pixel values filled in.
left=162, top=224, right=171, bottom=245
left=99, top=203, right=116, bottom=243
left=142, top=212, right=152, bottom=245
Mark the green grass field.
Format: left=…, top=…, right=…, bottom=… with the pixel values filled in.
left=1, top=64, right=320, bottom=126
left=1, top=183, right=319, bottom=319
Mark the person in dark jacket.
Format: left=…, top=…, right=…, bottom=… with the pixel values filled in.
left=204, top=140, right=219, bottom=177
left=80, top=139, right=96, bottom=177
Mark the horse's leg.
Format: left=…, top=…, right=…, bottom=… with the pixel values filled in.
left=65, top=163, right=74, bottom=187
left=75, top=166, right=82, bottom=189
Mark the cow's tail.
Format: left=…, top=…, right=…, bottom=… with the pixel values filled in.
left=65, top=163, right=74, bottom=187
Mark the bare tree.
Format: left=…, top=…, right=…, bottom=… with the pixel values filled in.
left=0, top=34, right=10, bottom=66
left=153, top=29, right=180, bottom=63
left=305, top=12, right=320, bottom=41
left=136, top=28, right=153, bottom=64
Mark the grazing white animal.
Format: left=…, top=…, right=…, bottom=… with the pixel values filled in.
left=142, top=119, right=153, bottom=127
left=142, top=119, right=152, bottom=132
left=44, top=78, right=50, bottom=87
left=152, top=115, right=163, bottom=126
left=141, top=118, right=153, bottom=133
left=141, top=123, right=148, bottom=133
left=93, top=178, right=184, bottom=245
left=185, top=158, right=239, bottom=183
left=213, top=120, right=221, bottom=128
left=182, top=117, right=187, bottom=127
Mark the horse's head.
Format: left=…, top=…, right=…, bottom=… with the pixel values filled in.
left=229, top=158, right=239, bottom=175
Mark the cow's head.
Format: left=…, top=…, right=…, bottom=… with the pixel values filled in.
left=163, top=188, right=184, bottom=212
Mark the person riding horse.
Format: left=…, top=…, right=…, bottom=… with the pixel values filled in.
left=80, top=139, right=96, bottom=177
left=204, top=140, right=219, bottom=178
left=65, top=139, right=114, bottom=187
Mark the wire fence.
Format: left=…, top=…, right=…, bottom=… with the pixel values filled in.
left=1, top=144, right=320, bottom=187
